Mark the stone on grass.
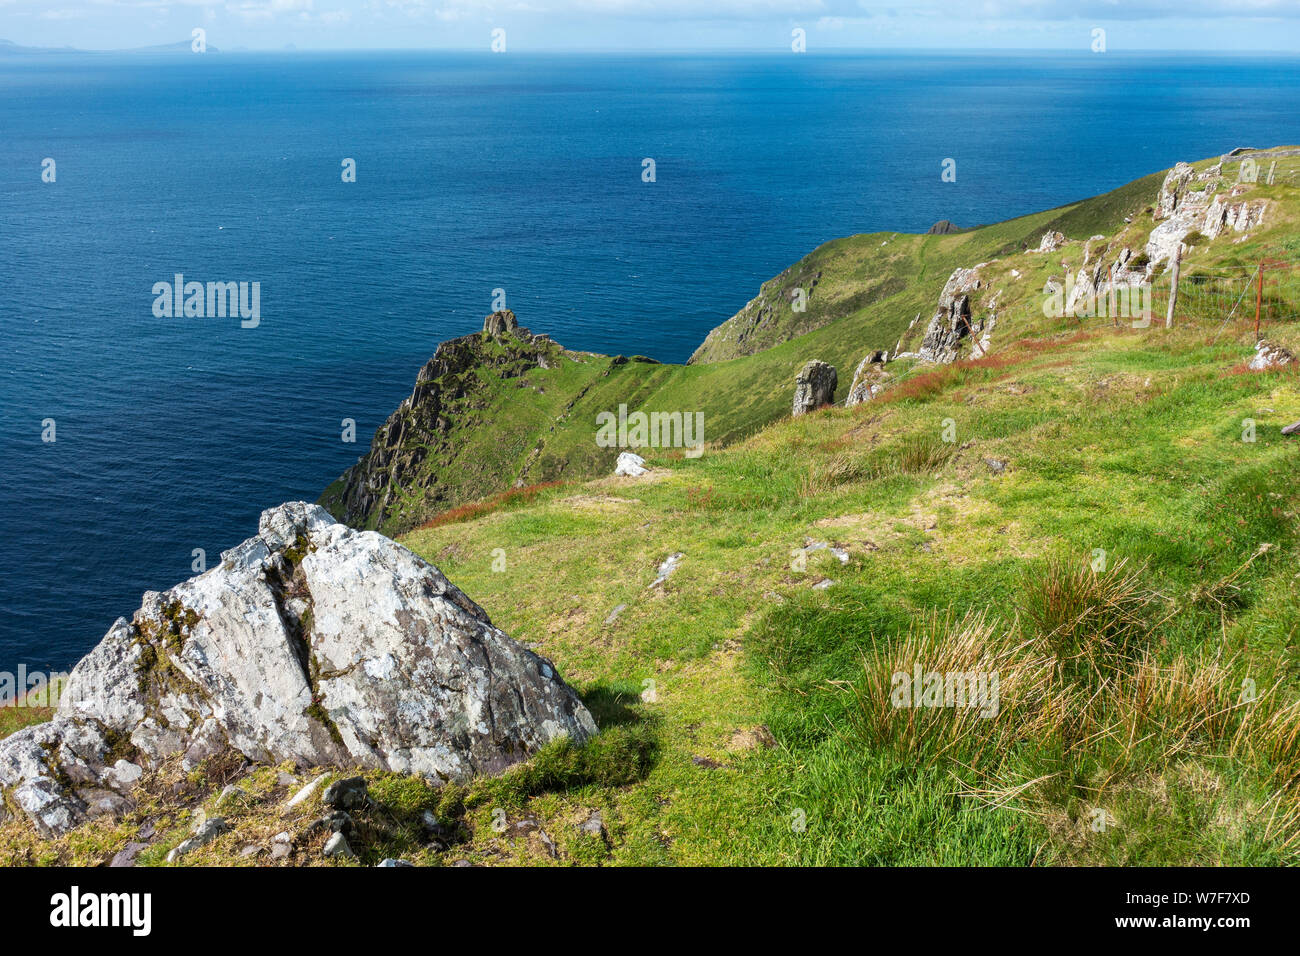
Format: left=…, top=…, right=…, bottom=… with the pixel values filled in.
left=650, top=553, right=683, bottom=588
left=322, top=776, right=367, bottom=811
left=323, top=832, right=356, bottom=860
left=110, top=842, right=149, bottom=868
left=166, top=815, right=229, bottom=863
left=793, top=360, right=837, bottom=416
left=614, top=452, right=649, bottom=477
left=286, top=774, right=330, bottom=810
left=0, top=502, right=597, bottom=839
left=1248, top=340, right=1294, bottom=371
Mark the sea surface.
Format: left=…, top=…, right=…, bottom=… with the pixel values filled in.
left=3, top=50, right=1299, bottom=671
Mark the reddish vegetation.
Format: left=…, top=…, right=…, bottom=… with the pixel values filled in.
left=1222, top=361, right=1298, bottom=378
left=875, top=351, right=1020, bottom=405
left=865, top=330, right=1104, bottom=408
left=1011, top=329, right=1101, bottom=353
left=417, top=480, right=566, bottom=530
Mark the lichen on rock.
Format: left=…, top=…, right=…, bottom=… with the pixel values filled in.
left=0, top=502, right=597, bottom=838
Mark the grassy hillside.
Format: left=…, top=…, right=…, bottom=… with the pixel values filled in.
left=7, top=149, right=1300, bottom=866
left=686, top=169, right=1168, bottom=365
left=385, top=324, right=1300, bottom=864
left=322, top=167, right=1171, bottom=535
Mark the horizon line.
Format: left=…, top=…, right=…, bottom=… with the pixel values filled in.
left=7, top=43, right=1300, bottom=56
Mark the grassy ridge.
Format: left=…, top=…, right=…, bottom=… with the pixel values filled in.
left=329, top=156, right=1231, bottom=538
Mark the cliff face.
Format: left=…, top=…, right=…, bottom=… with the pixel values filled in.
left=325, top=311, right=564, bottom=532
left=320, top=309, right=683, bottom=536
left=688, top=259, right=828, bottom=364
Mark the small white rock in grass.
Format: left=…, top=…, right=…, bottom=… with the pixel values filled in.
left=285, top=773, right=330, bottom=810
left=1248, top=340, right=1294, bottom=371
left=166, top=816, right=229, bottom=863
left=614, top=451, right=649, bottom=477
left=650, top=553, right=684, bottom=588
left=800, top=540, right=849, bottom=565
left=216, top=785, right=247, bottom=807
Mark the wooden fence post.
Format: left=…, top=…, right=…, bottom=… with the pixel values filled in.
left=1255, top=261, right=1264, bottom=339
left=1165, top=244, right=1182, bottom=329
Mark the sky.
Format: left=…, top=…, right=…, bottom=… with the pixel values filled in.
left=3, top=0, right=1300, bottom=52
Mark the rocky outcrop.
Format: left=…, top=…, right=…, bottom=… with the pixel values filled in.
left=0, top=503, right=596, bottom=837
left=1155, top=162, right=1198, bottom=219
left=1204, top=189, right=1267, bottom=240
left=1147, top=161, right=1223, bottom=264
left=328, top=311, right=563, bottom=532
left=844, top=351, right=890, bottom=406
left=917, top=266, right=996, bottom=364
left=1248, top=341, right=1294, bottom=371
left=1146, top=163, right=1268, bottom=266
left=927, top=220, right=960, bottom=235
left=482, top=309, right=519, bottom=336
left=1034, top=231, right=1066, bottom=253
left=1063, top=245, right=1150, bottom=318
left=792, top=360, right=837, bottom=416
left=689, top=265, right=826, bottom=365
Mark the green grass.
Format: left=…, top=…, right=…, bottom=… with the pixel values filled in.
left=387, top=321, right=1300, bottom=866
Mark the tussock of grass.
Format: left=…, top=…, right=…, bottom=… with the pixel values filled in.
left=849, top=612, right=1065, bottom=767
left=843, top=602, right=1300, bottom=861
left=877, top=353, right=1020, bottom=405
left=1018, top=556, right=1155, bottom=679
left=798, top=433, right=956, bottom=496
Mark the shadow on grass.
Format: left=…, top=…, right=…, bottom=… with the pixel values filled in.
left=580, top=681, right=647, bottom=728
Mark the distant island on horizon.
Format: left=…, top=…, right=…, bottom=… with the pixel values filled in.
left=0, top=38, right=220, bottom=56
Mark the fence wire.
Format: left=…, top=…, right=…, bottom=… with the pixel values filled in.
left=1151, top=261, right=1300, bottom=333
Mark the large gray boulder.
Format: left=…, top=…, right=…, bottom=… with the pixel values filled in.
left=792, top=360, right=837, bottom=416
left=0, top=502, right=596, bottom=837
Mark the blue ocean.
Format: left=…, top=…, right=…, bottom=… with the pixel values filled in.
left=2, top=50, right=1299, bottom=671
